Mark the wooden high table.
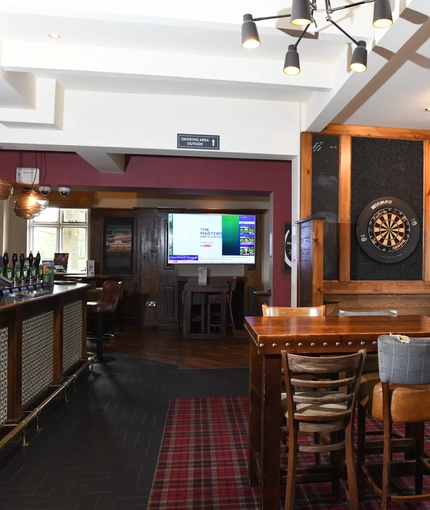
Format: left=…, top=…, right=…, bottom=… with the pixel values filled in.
left=183, top=280, right=229, bottom=339
left=244, top=314, right=430, bottom=510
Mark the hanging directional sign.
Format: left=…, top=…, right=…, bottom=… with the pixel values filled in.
left=177, top=134, right=220, bottom=150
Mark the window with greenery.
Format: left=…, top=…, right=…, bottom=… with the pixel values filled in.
left=28, top=208, right=89, bottom=273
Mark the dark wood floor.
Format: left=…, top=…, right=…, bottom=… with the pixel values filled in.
left=88, top=324, right=251, bottom=369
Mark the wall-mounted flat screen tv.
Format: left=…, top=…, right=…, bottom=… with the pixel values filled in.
left=168, top=213, right=256, bottom=265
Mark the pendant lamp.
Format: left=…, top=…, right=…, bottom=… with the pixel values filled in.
left=0, top=178, right=13, bottom=201
left=13, top=189, right=49, bottom=219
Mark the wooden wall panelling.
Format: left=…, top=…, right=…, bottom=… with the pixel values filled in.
left=137, top=210, right=161, bottom=328
left=323, top=124, right=430, bottom=141
left=302, top=124, right=430, bottom=315
left=158, top=214, right=180, bottom=329
left=89, top=215, right=103, bottom=275
left=338, top=134, right=352, bottom=281
left=296, top=217, right=324, bottom=307
left=90, top=209, right=139, bottom=324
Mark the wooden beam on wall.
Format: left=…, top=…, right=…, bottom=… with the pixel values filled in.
left=300, top=132, right=313, bottom=219
left=338, top=135, right=351, bottom=282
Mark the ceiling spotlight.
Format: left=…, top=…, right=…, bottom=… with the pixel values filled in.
left=291, top=0, right=313, bottom=26
left=39, top=185, right=51, bottom=196
left=284, top=45, right=301, bottom=75
left=242, top=14, right=261, bottom=49
left=241, top=0, right=392, bottom=75
left=373, top=0, right=393, bottom=28
left=48, top=33, right=61, bottom=39
left=58, top=186, right=70, bottom=197
left=350, top=41, right=367, bottom=72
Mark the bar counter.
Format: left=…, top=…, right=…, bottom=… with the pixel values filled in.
left=0, top=282, right=92, bottom=445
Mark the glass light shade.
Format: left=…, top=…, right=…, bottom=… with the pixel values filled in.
left=350, top=41, right=367, bottom=72
left=242, top=14, right=261, bottom=49
left=291, top=0, right=312, bottom=26
left=0, top=178, right=13, bottom=200
left=13, top=189, right=49, bottom=219
left=373, top=0, right=393, bottom=28
left=284, top=45, right=301, bottom=75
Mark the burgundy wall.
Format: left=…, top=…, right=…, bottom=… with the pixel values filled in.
left=0, top=151, right=292, bottom=305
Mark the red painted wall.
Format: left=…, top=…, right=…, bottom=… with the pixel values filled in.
left=0, top=151, right=292, bottom=305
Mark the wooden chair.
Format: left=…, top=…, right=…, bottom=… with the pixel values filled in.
left=281, top=349, right=366, bottom=510
left=357, top=334, right=430, bottom=509
left=262, top=304, right=326, bottom=317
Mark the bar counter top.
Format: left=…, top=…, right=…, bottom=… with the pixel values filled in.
left=0, top=282, right=89, bottom=310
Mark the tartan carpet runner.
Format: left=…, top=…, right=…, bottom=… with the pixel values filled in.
left=148, top=396, right=430, bottom=509
left=148, top=396, right=259, bottom=509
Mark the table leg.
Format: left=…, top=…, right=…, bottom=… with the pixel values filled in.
left=261, top=354, right=282, bottom=509
left=248, top=344, right=261, bottom=486
left=183, top=290, right=192, bottom=339
left=219, top=290, right=227, bottom=339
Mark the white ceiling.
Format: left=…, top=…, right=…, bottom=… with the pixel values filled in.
left=0, top=0, right=428, bottom=171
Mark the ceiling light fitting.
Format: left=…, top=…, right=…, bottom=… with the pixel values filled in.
left=242, top=0, right=393, bottom=75
left=13, top=188, right=49, bottom=220
left=0, top=178, right=13, bottom=201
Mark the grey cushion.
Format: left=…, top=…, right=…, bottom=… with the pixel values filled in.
left=378, top=334, right=430, bottom=385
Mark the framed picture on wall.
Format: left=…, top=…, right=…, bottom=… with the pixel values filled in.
left=103, top=217, right=134, bottom=274
left=281, top=222, right=292, bottom=274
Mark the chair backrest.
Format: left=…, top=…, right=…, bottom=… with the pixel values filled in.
left=378, top=334, right=430, bottom=385
left=282, top=349, right=366, bottom=424
left=100, top=280, right=122, bottom=311
left=262, top=304, right=326, bottom=317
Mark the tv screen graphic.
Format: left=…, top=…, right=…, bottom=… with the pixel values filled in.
left=168, top=213, right=256, bottom=265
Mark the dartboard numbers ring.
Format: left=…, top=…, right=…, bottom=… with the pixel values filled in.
left=356, top=197, right=420, bottom=263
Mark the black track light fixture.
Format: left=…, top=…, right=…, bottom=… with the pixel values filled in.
left=241, top=0, right=393, bottom=75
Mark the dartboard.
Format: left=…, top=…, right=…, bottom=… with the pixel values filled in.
left=356, top=197, right=420, bottom=263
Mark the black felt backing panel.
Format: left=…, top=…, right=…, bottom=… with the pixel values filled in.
left=311, top=134, right=339, bottom=280
left=350, top=138, right=423, bottom=280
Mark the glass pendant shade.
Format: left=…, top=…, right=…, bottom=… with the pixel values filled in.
left=284, top=45, right=301, bottom=75
left=242, top=14, right=261, bottom=49
left=373, top=0, right=393, bottom=28
left=350, top=41, right=367, bottom=72
left=13, top=189, right=49, bottom=219
left=0, top=178, right=13, bottom=200
left=291, top=0, right=312, bottom=26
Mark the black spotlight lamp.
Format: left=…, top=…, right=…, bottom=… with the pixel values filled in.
left=328, top=18, right=368, bottom=72
left=242, top=12, right=297, bottom=50
left=291, top=0, right=313, bottom=26
left=242, top=14, right=261, bottom=49
left=283, top=24, right=311, bottom=75
left=284, top=45, right=301, bottom=75
left=242, top=0, right=392, bottom=75
left=350, top=40, right=367, bottom=72
left=373, top=0, right=393, bottom=28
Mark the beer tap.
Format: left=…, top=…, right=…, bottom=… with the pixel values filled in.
left=12, top=252, right=18, bottom=285
left=19, top=252, right=25, bottom=281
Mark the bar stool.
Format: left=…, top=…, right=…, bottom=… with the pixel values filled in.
left=87, top=280, right=122, bottom=362
left=206, top=276, right=236, bottom=336
left=357, top=334, right=430, bottom=509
